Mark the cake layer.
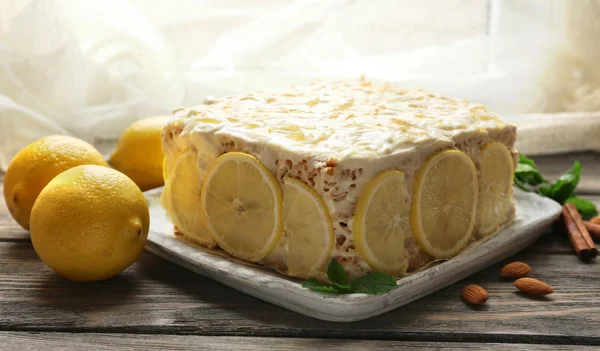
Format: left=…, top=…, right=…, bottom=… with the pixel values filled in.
left=161, top=80, right=517, bottom=281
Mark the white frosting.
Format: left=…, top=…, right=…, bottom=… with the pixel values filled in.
left=171, top=80, right=506, bottom=162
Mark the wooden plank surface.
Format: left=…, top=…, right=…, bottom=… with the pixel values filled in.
left=0, top=153, right=599, bottom=349
left=0, top=238, right=599, bottom=344
left=1, top=332, right=597, bottom=351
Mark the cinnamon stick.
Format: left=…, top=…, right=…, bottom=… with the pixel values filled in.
left=583, top=221, right=600, bottom=241
left=562, top=203, right=598, bottom=261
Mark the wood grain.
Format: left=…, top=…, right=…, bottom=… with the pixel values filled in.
left=0, top=332, right=596, bottom=351
left=0, top=240, right=599, bottom=345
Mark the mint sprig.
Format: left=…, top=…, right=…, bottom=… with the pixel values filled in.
left=514, top=154, right=597, bottom=219
left=327, top=258, right=348, bottom=285
left=301, top=278, right=340, bottom=293
left=350, top=272, right=397, bottom=294
left=301, top=259, right=397, bottom=295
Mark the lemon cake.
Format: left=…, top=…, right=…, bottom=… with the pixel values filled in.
left=161, top=80, right=517, bottom=282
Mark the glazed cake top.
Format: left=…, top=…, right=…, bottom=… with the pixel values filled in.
left=171, top=79, right=508, bottom=161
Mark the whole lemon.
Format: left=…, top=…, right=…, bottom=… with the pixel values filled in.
left=30, top=165, right=149, bottom=282
left=109, top=116, right=169, bottom=191
left=3, top=135, right=108, bottom=230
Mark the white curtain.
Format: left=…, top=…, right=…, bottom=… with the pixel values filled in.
left=1, top=0, right=600, bottom=169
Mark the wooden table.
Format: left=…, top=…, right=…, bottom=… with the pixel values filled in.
left=1, top=153, right=599, bottom=350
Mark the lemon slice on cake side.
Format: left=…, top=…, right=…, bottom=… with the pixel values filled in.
left=201, top=152, right=283, bottom=262
left=410, top=150, right=478, bottom=258
left=165, top=150, right=216, bottom=247
left=478, top=142, right=514, bottom=236
left=163, top=157, right=169, bottom=182
left=283, top=177, right=334, bottom=277
left=353, top=170, right=408, bottom=275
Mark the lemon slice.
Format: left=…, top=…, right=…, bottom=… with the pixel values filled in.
left=410, top=150, right=478, bottom=258
left=166, top=150, right=215, bottom=247
left=163, top=157, right=169, bottom=182
left=201, top=152, right=283, bottom=262
left=353, top=170, right=408, bottom=274
left=283, top=177, right=334, bottom=277
left=478, top=142, right=514, bottom=235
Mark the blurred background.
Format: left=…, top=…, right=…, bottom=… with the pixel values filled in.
left=1, top=0, right=599, bottom=170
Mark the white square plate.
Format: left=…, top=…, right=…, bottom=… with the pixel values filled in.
left=144, top=187, right=561, bottom=322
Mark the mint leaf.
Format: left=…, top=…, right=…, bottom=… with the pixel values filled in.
left=515, top=163, right=548, bottom=186
left=350, top=272, right=397, bottom=295
left=514, top=176, right=533, bottom=192
left=560, top=161, right=582, bottom=186
left=515, top=163, right=537, bottom=174
left=516, top=155, right=593, bottom=220
left=518, top=153, right=537, bottom=167
left=327, top=259, right=348, bottom=285
left=308, top=285, right=340, bottom=293
left=302, top=260, right=354, bottom=294
left=301, top=278, right=340, bottom=293
left=513, top=153, right=549, bottom=191
left=537, top=185, right=552, bottom=197
left=332, top=283, right=353, bottom=293
left=302, top=269, right=398, bottom=295
left=301, top=278, right=324, bottom=289
left=565, top=197, right=598, bottom=220
left=550, top=179, right=577, bottom=204
left=549, top=161, right=581, bottom=204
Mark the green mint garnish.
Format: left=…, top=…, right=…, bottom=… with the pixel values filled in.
left=350, top=272, right=397, bottom=295
left=332, top=282, right=353, bottom=293
left=302, top=259, right=397, bottom=295
left=327, top=259, right=348, bottom=285
left=301, top=278, right=341, bottom=293
left=515, top=154, right=596, bottom=218
left=547, top=161, right=581, bottom=204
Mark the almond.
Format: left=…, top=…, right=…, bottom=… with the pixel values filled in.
left=462, top=284, right=488, bottom=305
left=590, top=216, right=600, bottom=225
left=514, top=277, right=553, bottom=295
left=500, top=261, right=531, bottom=278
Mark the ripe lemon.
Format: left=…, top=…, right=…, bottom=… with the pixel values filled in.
left=30, top=165, right=149, bottom=282
left=353, top=170, right=408, bottom=275
left=3, top=135, right=107, bottom=230
left=477, top=142, right=514, bottom=236
left=201, top=152, right=283, bottom=262
left=283, top=177, right=334, bottom=278
left=109, top=116, right=169, bottom=191
left=410, top=150, right=478, bottom=258
left=163, top=150, right=215, bottom=247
